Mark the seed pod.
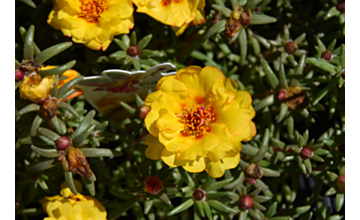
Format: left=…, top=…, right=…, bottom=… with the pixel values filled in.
left=300, top=147, right=313, bottom=159
left=56, top=137, right=72, bottom=151
left=193, top=189, right=206, bottom=201
left=41, top=98, right=58, bottom=118
left=15, top=70, right=25, bottom=81
left=321, top=50, right=332, bottom=61
left=336, top=175, right=345, bottom=192
left=127, top=46, right=139, bottom=57
left=139, top=105, right=151, bottom=120
left=245, top=163, right=263, bottom=179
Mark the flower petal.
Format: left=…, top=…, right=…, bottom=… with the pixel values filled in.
left=179, top=132, right=220, bottom=160
left=205, top=154, right=240, bottom=178
left=145, top=134, right=165, bottom=160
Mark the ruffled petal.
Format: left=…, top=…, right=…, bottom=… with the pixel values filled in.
left=145, top=134, right=165, bottom=160
left=179, top=132, right=220, bottom=160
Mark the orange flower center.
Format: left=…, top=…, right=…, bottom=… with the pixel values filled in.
left=78, top=0, right=107, bottom=23
left=161, top=0, right=182, bottom=6
left=176, top=105, right=216, bottom=137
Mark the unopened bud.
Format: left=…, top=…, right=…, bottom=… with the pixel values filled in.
left=56, top=137, right=72, bottom=151
left=336, top=175, right=345, bottom=192
left=245, top=178, right=256, bottom=184
left=321, top=50, right=332, bottom=61
left=341, top=70, right=345, bottom=79
left=254, top=6, right=261, bottom=12
left=337, top=2, right=345, bottom=13
left=127, top=46, right=139, bottom=57
left=139, top=105, right=151, bottom=120
left=277, top=89, right=287, bottom=101
left=142, top=176, right=163, bottom=195
left=239, top=195, right=253, bottom=210
left=300, top=147, right=313, bottom=159
left=193, top=189, right=205, bottom=201
left=285, top=41, right=298, bottom=54
left=15, top=70, right=24, bottom=81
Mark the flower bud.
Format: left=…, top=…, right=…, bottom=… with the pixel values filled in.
left=277, top=89, right=287, bottom=101
left=254, top=6, right=261, bottom=12
left=142, top=176, right=163, bottom=195
left=245, top=178, right=256, bottom=184
left=341, top=70, right=345, bottom=79
left=285, top=41, right=298, bottom=54
left=232, top=11, right=240, bottom=21
left=337, top=2, right=345, bottom=13
left=127, top=46, right=139, bottom=57
left=15, top=70, right=24, bottom=81
left=336, top=175, right=345, bottom=192
left=64, top=147, right=93, bottom=178
left=56, top=137, right=72, bottom=151
left=300, top=147, right=313, bottom=159
left=193, top=189, right=206, bottom=201
left=239, top=195, right=253, bottom=210
left=321, top=50, right=332, bottom=61
left=139, top=105, right=151, bottom=120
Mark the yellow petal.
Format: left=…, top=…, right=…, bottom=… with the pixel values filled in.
left=238, top=121, right=257, bottom=142
left=182, top=156, right=206, bottom=173
left=145, top=93, right=182, bottom=137
left=179, top=132, right=220, bottom=160
left=176, top=66, right=225, bottom=103
left=157, top=109, right=184, bottom=132
left=206, top=124, right=235, bottom=162
left=161, top=148, right=184, bottom=168
left=205, top=154, right=240, bottom=178
left=145, top=91, right=163, bottom=106
left=145, top=134, right=165, bottom=160
left=163, top=134, right=193, bottom=152
left=58, top=202, right=81, bottom=220
left=214, top=106, right=251, bottom=136
left=75, top=200, right=107, bottom=220
left=60, top=179, right=83, bottom=197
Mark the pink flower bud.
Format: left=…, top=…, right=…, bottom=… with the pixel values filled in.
left=239, top=195, right=253, bottom=210
left=245, top=178, right=256, bottom=184
left=139, top=105, right=151, bottom=120
left=300, top=147, right=313, bottom=159
left=142, top=176, right=163, bottom=195
left=127, top=46, right=139, bottom=57
left=15, top=70, right=24, bottom=81
left=193, top=189, right=206, bottom=201
left=277, top=89, right=287, bottom=101
left=56, top=137, right=72, bottom=151
left=336, top=175, right=345, bottom=192
left=285, top=41, right=298, bottom=54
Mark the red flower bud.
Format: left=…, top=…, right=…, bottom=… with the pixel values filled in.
left=254, top=6, right=261, bottom=12
left=336, top=175, right=345, bottom=192
left=127, top=46, right=139, bottom=57
left=245, top=178, right=256, bottom=184
left=192, top=189, right=205, bottom=201
left=285, top=41, right=298, bottom=54
left=277, top=89, right=287, bottom=101
left=139, top=105, right=151, bottom=120
left=321, top=50, right=332, bottom=61
left=341, top=70, right=345, bottom=79
left=15, top=70, right=24, bottom=81
left=56, top=137, right=72, bottom=151
left=300, top=147, right=313, bottom=159
left=142, top=176, right=163, bottom=195
left=337, top=3, right=345, bottom=13
left=239, top=195, right=253, bottom=210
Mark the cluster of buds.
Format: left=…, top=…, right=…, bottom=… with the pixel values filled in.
left=223, top=6, right=252, bottom=38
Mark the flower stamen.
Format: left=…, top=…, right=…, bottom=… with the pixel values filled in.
left=176, top=105, right=215, bottom=137
left=78, top=0, right=107, bottom=23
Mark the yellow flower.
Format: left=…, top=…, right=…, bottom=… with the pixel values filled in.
left=39, top=66, right=80, bottom=88
left=19, top=75, right=55, bottom=103
left=144, top=66, right=256, bottom=178
left=39, top=180, right=107, bottom=220
left=47, top=0, right=134, bottom=51
left=171, top=0, right=206, bottom=36
left=132, top=0, right=204, bottom=33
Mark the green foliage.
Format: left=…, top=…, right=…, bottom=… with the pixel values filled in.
left=15, top=0, right=345, bottom=219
